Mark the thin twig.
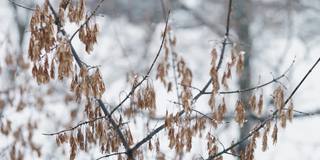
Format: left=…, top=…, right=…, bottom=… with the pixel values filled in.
left=43, top=117, right=105, bottom=136
left=192, top=109, right=213, bottom=121
left=57, top=100, right=320, bottom=140
left=284, top=58, right=320, bottom=105
left=109, top=11, right=171, bottom=115
left=216, top=0, right=232, bottom=70
left=169, top=37, right=182, bottom=108
left=291, top=109, right=320, bottom=118
left=225, top=152, right=240, bottom=157
left=96, top=151, right=127, bottom=160
left=178, top=83, right=202, bottom=92
left=42, top=118, right=127, bottom=136
left=193, top=0, right=233, bottom=101
left=205, top=59, right=294, bottom=95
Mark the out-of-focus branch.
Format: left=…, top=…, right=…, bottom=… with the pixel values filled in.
left=176, top=0, right=224, bottom=36
left=290, top=109, right=320, bottom=118
left=0, top=144, right=12, bottom=158
left=8, top=0, right=35, bottom=11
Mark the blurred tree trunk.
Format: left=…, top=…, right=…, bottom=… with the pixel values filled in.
left=233, top=0, right=254, bottom=154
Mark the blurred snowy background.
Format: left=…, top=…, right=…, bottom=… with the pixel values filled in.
left=1, top=0, right=320, bottom=159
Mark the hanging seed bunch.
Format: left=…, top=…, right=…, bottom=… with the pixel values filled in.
left=221, top=45, right=244, bottom=89
left=28, top=1, right=55, bottom=62
left=55, top=119, right=126, bottom=159
left=164, top=111, right=195, bottom=154
left=156, top=26, right=193, bottom=114
left=27, top=1, right=107, bottom=159
left=156, top=27, right=172, bottom=90
left=28, top=0, right=104, bottom=102
left=67, top=0, right=85, bottom=24
left=28, top=0, right=99, bottom=85
left=178, top=57, right=193, bottom=112
left=78, top=17, right=99, bottom=53
left=28, top=1, right=55, bottom=84
left=70, top=66, right=105, bottom=102
left=131, top=80, right=157, bottom=115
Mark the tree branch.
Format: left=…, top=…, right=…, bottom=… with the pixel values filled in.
left=96, top=99, right=133, bottom=159
left=47, top=2, right=84, bottom=68
left=42, top=118, right=127, bottom=136
left=207, top=55, right=320, bottom=159
left=204, top=59, right=294, bottom=95
left=129, top=0, right=234, bottom=153
left=109, top=11, right=170, bottom=115
left=47, top=1, right=134, bottom=159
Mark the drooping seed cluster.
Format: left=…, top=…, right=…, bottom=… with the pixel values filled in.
left=28, top=0, right=99, bottom=86
left=27, top=0, right=109, bottom=159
